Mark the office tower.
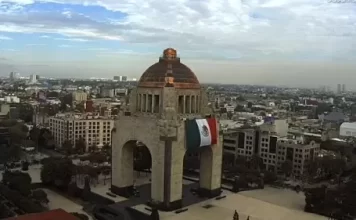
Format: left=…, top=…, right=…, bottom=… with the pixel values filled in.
left=337, top=84, right=341, bottom=94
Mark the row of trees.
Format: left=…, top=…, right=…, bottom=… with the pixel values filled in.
left=305, top=168, right=356, bottom=218
left=40, top=156, right=112, bottom=189
left=61, top=138, right=111, bottom=156
left=29, top=127, right=55, bottom=150
left=0, top=170, right=49, bottom=218
left=0, top=120, right=29, bottom=164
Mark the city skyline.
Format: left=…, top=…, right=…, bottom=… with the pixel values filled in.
left=0, top=0, right=356, bottom=86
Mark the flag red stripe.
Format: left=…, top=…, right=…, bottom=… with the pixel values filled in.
left=207, top=118, right=217, bottom=145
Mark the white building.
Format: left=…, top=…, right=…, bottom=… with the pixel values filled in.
left=48, top=113, right=114, bottom=150
left=340, top=122, right=356, bottom=137
left=1, top=95, right=20, bottom=103
left=29, top=74, right=38, bottom=84
left=224, top=104, right=235, bottom=113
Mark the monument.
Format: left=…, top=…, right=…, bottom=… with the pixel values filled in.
left=111, top=48, right=222, bottom=211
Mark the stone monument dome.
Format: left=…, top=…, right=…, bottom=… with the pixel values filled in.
left=138, top=48, right=200, bottom=89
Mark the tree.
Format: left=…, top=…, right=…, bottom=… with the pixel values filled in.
left=281, top=160, right=293, bottom=177
left=29, top=126, right=41, bottom=149
left=41, top=157, right=73, bottom=189
left=88, top=144, right=98, bottom=153
left=0, top=119, right=17, bottom=127
left=234, top=105, right=245, bottom=112
left=38, top=128, right=55, bottom=149
left=101, top=144, right=111, bottom=155
left=67, top=180, right=80, bottom=197
left=102, top=169, right=111, bottom=185
left=248, top=154, right=263, bottom=171
left=81, top=176, right=91, bottom=201
left=150, top=207, right=160, bottom=220
left=18, top=104, right=34, bottom=123
left=305, top=160, right=319, bottom=178
left=233, top=210, right=239, bottom=220
left=31, top=189, right=49, bottom=204
left=62, top=140, right=73, bottom=155
left=75, top=103, right=85, bottom=113
left=9, top=122, right=28, bottom=145
left=75, top=138, right=86, bottom=154
left=2, top=170, right=32, bottom=196
left=22, top=161, right=29, bottom=171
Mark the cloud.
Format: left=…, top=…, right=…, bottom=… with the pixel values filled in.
left=58, top=44, right=72, bottom=47
left=54, top=37, right=90, bottom=42
left=0, top=0, right=355, bottom=60
left=0, top=48, right=17, bottom=51
left=26, top=43, right=45, bottom=46
left=0, top=35, right=12, bottom=40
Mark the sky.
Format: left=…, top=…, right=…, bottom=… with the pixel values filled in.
left=0, top=0, right=356, bottom=88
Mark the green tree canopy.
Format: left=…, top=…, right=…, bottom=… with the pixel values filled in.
left=41, top=157, right=73, bottom=189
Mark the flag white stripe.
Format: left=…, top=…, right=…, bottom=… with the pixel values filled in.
left=196, top=119, right=212, bottom=147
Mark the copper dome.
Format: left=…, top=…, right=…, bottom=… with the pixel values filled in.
left=138, top=48, right=200, bottom=89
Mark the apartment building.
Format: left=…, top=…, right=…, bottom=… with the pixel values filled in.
left=72, top=90, right=88, bottom=103
left=277, top=138, right=319, bottom=177
left=223, top=124, right=320, bottom=176
left=48, top=113, right=114, bottom=151
left=223, top=127, right=278, bottom=172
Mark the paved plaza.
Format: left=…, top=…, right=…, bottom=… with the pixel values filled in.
left=135, top=189, right=327, bottom=220
left=43, top=188, right=92, bottom=219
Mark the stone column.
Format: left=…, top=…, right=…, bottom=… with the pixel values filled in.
left=189, top=96, right=192, bottom=113
left=196, top=96, right=199, bottom=113
left=151, top=94, right=155, bottom=113
left=137, top=94, right=141, bottom=111
left=140, top=94, right=144, bottom=112
left=150, top=140, right=165, bottom=204
left=183, top=95, right=186, bottom=114
left=153, top=136, right=183, bottom=211
left=111, top=134, right=134, bottom=197
left=198, top=123, right=222, bottom=198
left=145, top=93, right=149, bottom=112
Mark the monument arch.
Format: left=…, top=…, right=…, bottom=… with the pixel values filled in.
left=111, top=48, right=222, bottom=211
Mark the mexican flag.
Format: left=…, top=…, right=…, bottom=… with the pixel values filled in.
left=185, top=118, right=217, bottom=150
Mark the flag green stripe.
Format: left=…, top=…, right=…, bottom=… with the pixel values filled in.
left=185, top=119, right=201, bottom=151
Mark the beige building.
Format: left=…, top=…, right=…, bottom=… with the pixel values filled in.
left=48, top=113, right=114, bottom=150
left=277, top=138, right=319, bottom=177
left=72, top=90, right=88, bottom=103
left=223, top=126, right=320, bottom=176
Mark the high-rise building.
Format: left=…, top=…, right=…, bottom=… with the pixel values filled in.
left=337, top=84, right=341, bottom=94
left=29, top=74, right=38, bottom=84
left=113, top=76, right=128, bottom=81
left=342, top=84, right=346, bottom=93
left=9, top=72, right=15, bottom=81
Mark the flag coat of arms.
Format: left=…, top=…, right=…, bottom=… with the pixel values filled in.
left=185, top=118, right=217, bottom=150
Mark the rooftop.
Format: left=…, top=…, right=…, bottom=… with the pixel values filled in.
left=50, top=113, right=114, bottom=120
left=7, top=209, right=78, bottom=220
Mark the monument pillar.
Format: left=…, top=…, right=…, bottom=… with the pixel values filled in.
left=198, top=125, right=223, bottom=198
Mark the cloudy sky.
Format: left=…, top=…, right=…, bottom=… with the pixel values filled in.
left=0, top=0, right=355, bottom=88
